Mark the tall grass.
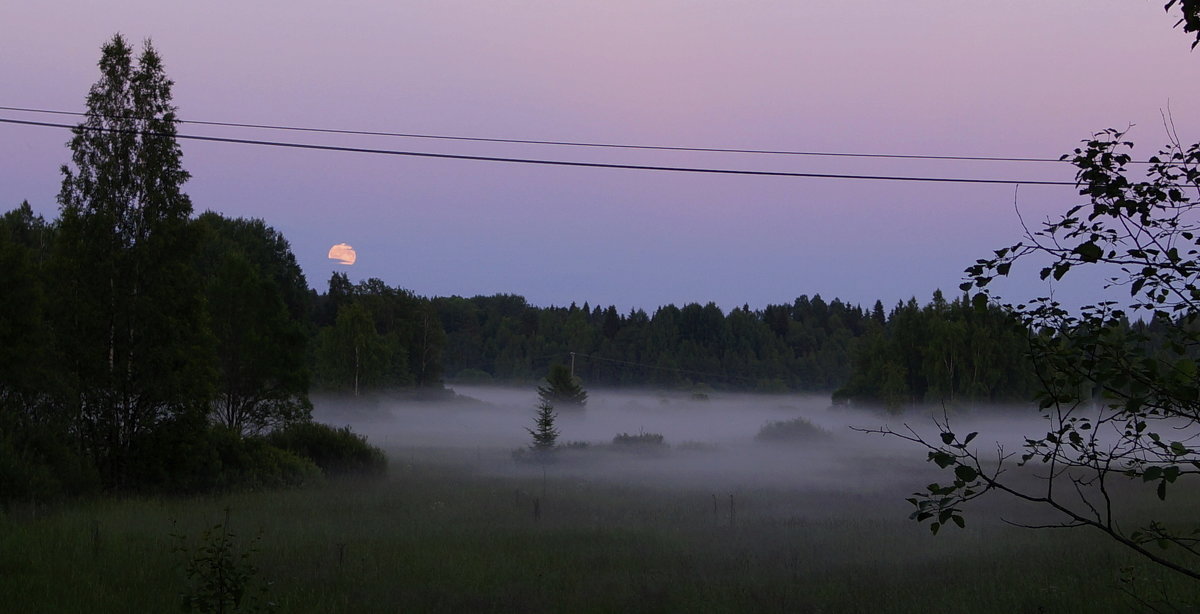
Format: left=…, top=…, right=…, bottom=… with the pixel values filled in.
left=3, top=451, right=1199, bottom=612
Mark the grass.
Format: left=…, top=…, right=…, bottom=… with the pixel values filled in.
left=4, top=449, right=1200, bottom=613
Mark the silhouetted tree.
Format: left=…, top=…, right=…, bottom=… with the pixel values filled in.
left=52, top=34, right=215, bottom=486
left=537, top=364, right=587, bottom=408
left=527, top=399, right=559, bottom=452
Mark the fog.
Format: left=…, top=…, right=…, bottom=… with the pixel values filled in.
left=313, top=386, right=1053, bottom=499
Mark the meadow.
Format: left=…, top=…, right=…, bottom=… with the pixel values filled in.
left=4, top=388, right=1199, bottom=613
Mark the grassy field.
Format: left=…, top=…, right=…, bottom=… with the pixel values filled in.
left=3, top=447, right=1200, bottom=613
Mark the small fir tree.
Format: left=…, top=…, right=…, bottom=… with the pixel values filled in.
left=527, top=400, right=559, bottom=453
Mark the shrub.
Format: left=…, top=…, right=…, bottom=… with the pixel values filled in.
left=130, top=419, right=320, bottom=493
left=0, top=424, right=100, bottom=505
left=612, top=432, right=666, bottom=447
left=754, top=417, right=828, bottom=443
left=266, top=422, right=387, bottom=477
left=172, top=509, right=272, bottom=613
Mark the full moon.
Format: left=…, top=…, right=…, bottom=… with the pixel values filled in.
left=327, top=243, right=357, bottom=265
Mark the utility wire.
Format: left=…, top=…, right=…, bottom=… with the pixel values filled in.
left=0, top=117, right=1080, bottom=186
left=0, top=104, right=1106, bottom=165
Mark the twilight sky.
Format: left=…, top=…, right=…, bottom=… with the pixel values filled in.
left=3, top=1, right=1199, bottom=313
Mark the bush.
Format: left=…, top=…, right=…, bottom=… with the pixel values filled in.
left=612, top=432, right=666, bottom=447
left=0, top=425, right=100, bottom=505
left=173, top=509, right=271, bottom=613
left=754, top=417, right=828, bottom=443
left=266, top=422, right=387, bottom=477
left=130, top=419, right=320, bottom=493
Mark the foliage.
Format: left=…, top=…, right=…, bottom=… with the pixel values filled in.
left=611, top=432, right=666, bottom=447
left=194, top=213, right=311, bottom=436
left=310, top=274, right=444, bottom=394
left=537, top=364, right=588, bottom=407
left=834, top=290, right=1036, bottom=409
left=526, top=400, right=559, bottom=453
left=0, top=423, right=101, bottom=505
left=172, top=509, right=274, bottom=613
left=452, top=368, right=493, bottom=384
left=266, top=422, right=387, bottom=477
left=1167, top=0, right=1200, bottom=48
left=51, top=34, right=215, bottom=488
left=431, top=292, right=1039, bottom=399
left=754, top=417, right=828, bottom=443
left=872, top=129, right=1200, bottom=579
left=128, top=419, right=320, bottom=493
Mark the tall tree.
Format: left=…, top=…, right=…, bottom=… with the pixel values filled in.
left=193, top=213, right=311, bottom=435
left=52, top=35, right=214, bottom=486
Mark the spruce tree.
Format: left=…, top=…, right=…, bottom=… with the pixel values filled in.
left=537, top=364, right=587, bottom=408
left=527, top=399, right=559, bottom=452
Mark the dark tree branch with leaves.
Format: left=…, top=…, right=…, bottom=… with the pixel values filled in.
left=1167, top=0, right=1200, bottom=48
left=863, top=128, right=1200, bottom=581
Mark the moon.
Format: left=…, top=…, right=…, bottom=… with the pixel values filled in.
left=327, top=243, right=357, bottom=265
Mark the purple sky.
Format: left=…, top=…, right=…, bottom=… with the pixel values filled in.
left=3, top=1, right=1199, bottom=313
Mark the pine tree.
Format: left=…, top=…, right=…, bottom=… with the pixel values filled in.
left=527, top=399, right=559, bottom=452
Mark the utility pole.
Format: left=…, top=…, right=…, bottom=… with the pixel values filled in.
left=569, top=351, right=576, bottom=378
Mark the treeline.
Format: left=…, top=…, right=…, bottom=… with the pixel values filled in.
left=432, top=293, right=866, bottom=391
left=833, top=292, right=1039, bottom=406
left=425, top=290, right=1041, bottom=406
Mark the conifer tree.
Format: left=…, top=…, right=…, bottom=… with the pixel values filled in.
left=537, top=364, right=587, bottom=407
left=527, top=399, right=559, bottom=452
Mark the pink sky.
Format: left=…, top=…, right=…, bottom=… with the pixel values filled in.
left=2, top=1, right=1199, bottom=312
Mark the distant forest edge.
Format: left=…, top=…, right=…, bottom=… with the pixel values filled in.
left=6, top=196, right=1042, bottom=407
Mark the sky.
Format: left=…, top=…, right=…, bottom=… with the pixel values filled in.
left=3, top=1, right=1199, bottom=314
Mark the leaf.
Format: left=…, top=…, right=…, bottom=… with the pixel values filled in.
left=1074, top=242, right=1103, bottom=263
left=954, top=465, right=978, bottom=482
left=931, top=452, right=955, bottom=469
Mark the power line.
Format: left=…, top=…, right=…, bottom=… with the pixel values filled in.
left=0, top=117, right=1080, bottom=186
left=0, top=104, right=1091, bottom=165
